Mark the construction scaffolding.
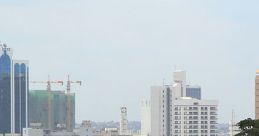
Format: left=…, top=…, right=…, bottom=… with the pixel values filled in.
left=28, top=90, right=75, bottom=130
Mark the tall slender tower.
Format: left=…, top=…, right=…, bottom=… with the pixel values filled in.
left=141, top=99, right=151, bottom=136
left=120, top=107, right=128, bottom=135
left=13, top=60, right=29, bottom=133
left=173, top=70, right=186, bottom=97
left=255, top=70, right=259, bottom=119
left=0, top=44, right=13, bottom=133
left=150, top=85, right=174, bottom=136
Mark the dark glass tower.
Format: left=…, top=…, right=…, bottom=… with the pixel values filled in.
left=0, top=44, right=29, bottom=134
left=186, top=85, right=201, bottom=100
left=0, top=49, right=12, bottom=133
left=14, top=62, right=29, bottom=133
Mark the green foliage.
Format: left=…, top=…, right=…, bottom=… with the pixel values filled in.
left=235, top=118, right=259, bottom=136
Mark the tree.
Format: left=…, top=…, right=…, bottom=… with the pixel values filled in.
left=235, top=118, right=259, bottom=136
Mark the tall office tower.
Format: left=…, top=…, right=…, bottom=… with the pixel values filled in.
left=0, top=44, right=13, bottom=133
left=173, top=97, right=218, bottom=136
left=14, top=60, right=29, bottom=134
left=120, top=107, right=128, bottom=135
left=173, top=70, right=186, bottom=98
left=141, top=99, right=151, bottom=136
left=255, top=70, right=259, bottom=119
left=151, top=85, right=174, bottom=136
left=0, top=44, right=29, bottom=134
left=186, top=85, right=201, bottom=100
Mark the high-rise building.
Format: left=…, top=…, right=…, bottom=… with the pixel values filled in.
left=14, top=60, right=29, bottom=134
left=255, top=70, right=259, bottom=119
left=150, top=70, right=218, bottom=136
left=28, top=90, right=75, bottom=130
left=173, top=97, right=218, bottom=136
left=151, top=85, right=174, bottom=136
left=0, top=44, right=29, bottom=134
left=186, top=85, right=201, bottom=100
left=141, top=99, right=151, bottom=136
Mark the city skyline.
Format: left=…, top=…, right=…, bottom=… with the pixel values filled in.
left=1, top=0, right=258, bottom=124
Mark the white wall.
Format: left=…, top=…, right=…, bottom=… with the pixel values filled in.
left=150, top=86, right=162, bottom=136
left=141, top=99, right=151, bottom=136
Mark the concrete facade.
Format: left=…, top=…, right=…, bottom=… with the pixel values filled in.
left=151, top=86, right=174, bottom=136
left=141, top=99, right=151, bottom=136
left=173, top=97, right=218, bottom=136
left=255, top=70, right=259, bottom=119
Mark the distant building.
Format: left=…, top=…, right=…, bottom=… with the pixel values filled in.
left=140, top=99, right=150, bottom=136
left=120, top=107, right=129, bottom=135
left=0, top=44, right=29, bottom=134
left=28, top=90, right=75, bottom=130
left=23, top=128, right=78, bottom=136
left=255, top=70, right=259, bottom=119
left=186, top=85, right=201, bottom=100
left=74, top=120, right=93, bottom=136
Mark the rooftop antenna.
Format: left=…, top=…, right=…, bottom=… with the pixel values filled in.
left=231, top=109, right=235, bottom=136
left=162, top=78, right=165, bottom=86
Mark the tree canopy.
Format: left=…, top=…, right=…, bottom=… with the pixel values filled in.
left=235, top=118, right=259, bottom=136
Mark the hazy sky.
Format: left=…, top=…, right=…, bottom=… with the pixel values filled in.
left=1, top=0, right=259, bottom=123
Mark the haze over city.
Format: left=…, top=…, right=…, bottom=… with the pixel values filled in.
left=1, top=0, right=258, bottom=125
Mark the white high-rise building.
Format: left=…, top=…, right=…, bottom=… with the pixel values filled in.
left=120, top=107, right=128, bottom=135
left=141, top=99, right=151, bottom=136
left=151, top=85, right=174, bottom=136
left=150, top=70, right=219, bottom=136
left=173, top=97, right=218, bottom=136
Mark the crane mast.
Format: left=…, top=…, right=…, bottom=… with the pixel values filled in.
left=66, top=75, right=81, bottom=131
left=30, top=76, right=63, bottom=130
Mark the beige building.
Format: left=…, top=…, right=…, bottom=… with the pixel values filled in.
left=256, top=70, right=259, bottom=119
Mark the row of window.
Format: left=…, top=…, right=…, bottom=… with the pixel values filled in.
left=175, top=107, right=217, bottom=111
left=174, top=116, right=217, bottom=120
left=174, top=129, right=217, bottom=133
left=174, top=120, right=217, bottom=124
left=174, top=135, right=217, bottom=136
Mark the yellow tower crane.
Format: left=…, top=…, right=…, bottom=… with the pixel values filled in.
left=66, top=75, right=81, bottom=131
left=31, top=76, right=63, bottom=130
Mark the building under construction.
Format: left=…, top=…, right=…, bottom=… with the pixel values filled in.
left=28, top=90, right=75, bottom=131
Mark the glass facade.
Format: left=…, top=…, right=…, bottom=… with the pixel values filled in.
left=14, top=63, right=28, bottom=133
left=186, top=85, right=201, bottom=100
left=0, top=50, right=11, bottom=133
left=0, top=46, right=29, bottom=134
